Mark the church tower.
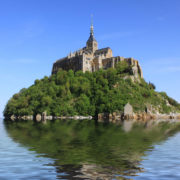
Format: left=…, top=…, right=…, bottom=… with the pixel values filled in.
left=86, top=20, right=98, bottom=52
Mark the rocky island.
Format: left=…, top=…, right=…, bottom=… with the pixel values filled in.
left=4, top=23, right=180, bottom=122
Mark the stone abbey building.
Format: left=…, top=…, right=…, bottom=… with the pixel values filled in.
left=52, top=23, right=143, bottom=78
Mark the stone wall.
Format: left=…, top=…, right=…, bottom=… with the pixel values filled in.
left=52, top=46, right=143, bottom=79
left=52, top=53, right=143, bottom=79
left=52, top=55, right=83, bottom=74
left=101, top=58, right=114, bottom=69
left=82, top=53, right=94, bottom=72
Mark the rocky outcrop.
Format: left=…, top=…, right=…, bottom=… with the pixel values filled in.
left=10, top=115, right=33, bottom=121
left=8, top=104, right=180, bottom=123
left=97, top=103, right=180, bottom=123
left=124, top=103, right=133, bottom=116
left=97, top=112, right=180, bottom=123
left=9, top=113, right=92, bottom=122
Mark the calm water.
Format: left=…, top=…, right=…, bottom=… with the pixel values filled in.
left=1, top=118, right=180, bottom=180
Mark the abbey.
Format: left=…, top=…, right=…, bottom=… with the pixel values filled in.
left=52, top=23, right=143, bottom=78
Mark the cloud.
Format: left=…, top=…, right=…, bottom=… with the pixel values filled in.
left=143, top=57, right=180, bottom=73
left=145, top=57, right=180, bottom=65
left=159, top=66, right=180, bottom=73
left=13, top=58, right=37, bottom=64
left=143, top=57, right=180, bottom=65
left=0, top=20, right=44, bottom=47
left=98, top=31, right=133, bottom=40
left=0, top=58, right=37, bottom=65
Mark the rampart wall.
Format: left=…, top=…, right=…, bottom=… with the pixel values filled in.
left=52, top=55, right=83, bottom=74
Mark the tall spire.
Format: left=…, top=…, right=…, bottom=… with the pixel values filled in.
left=86, top=14, right=98, bottom=52
left=90, top=14, right=94, bottom=36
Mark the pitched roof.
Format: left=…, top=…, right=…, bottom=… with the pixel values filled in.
left=87, top=34, right=97, bottom=43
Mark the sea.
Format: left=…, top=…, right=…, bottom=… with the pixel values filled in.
left=1, top=118, right=180, bottom=180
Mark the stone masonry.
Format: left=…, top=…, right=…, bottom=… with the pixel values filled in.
left=52, top=23, right=143, bottom=78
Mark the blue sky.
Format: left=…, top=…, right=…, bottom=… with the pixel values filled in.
left=0, top=0, right=180, bottom=117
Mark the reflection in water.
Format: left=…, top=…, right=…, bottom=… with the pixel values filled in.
left=5, top=119, right=180, bottom=179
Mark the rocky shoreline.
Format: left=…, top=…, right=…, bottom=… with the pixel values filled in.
left=8, top=111, right=180, bottom=123
left=9, top=113, right=93, bottom=122
left=98, top=112, right=180, bottom=123
left=7, top=103, right=180, bottom=123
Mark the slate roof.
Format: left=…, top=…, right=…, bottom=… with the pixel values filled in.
left=87, top=34, right=97, bottom=43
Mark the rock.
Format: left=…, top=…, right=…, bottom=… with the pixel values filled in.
left=42, top=111, right=47, bottom=122
left=36, top=114, right=41, bottom=122
left=46, top=116, right=53, bottom=120
left=27, top=115, right=33, bottom=120
left=10, top=115, right=16, bottom=121
left=132, top=65, right=139, bottom=78
left=124, top=103, right=133, bottom=116
left=98, top=113, right=110, bottom=122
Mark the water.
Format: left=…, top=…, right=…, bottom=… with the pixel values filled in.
left=133, top=133, right=180, bottom=180
left=0, top=119, right=58, bottom=180
left=1, top=118, right=180, bottom=179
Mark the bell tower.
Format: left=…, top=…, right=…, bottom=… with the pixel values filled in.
left=86, top=16, right=98, bottom=52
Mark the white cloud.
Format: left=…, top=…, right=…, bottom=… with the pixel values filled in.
left=159, top=66, right=180, bottom=73
left=13, top=59, right=37, bottom=64
left=0, top=58, right=37, bottom=65
left=145, top=57, right=180, bottom=65
left=143, top=57, right=180, bottom=73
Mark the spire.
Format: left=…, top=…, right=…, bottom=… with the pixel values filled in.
left=90, top=14, right=94, bottom=36
left=87, top=14, right=97, bottom=43
left=86, top=14, right=98, bottom=52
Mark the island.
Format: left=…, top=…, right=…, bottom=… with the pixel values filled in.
left=4, top=23, right=180, bottom=122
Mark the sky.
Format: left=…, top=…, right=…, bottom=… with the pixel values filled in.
left=0, top=0, right=180, bottom=117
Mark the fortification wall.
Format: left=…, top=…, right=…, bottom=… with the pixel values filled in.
left=52, top=55, right=83, bottom=74
left=102, top=58, right=115, bottom=69
left=51, top=52, right=143, bottom=79
left=100, top=56, right=143, bottom=78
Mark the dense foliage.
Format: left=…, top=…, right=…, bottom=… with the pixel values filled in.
left=4, top=61, right=180, bottom=117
